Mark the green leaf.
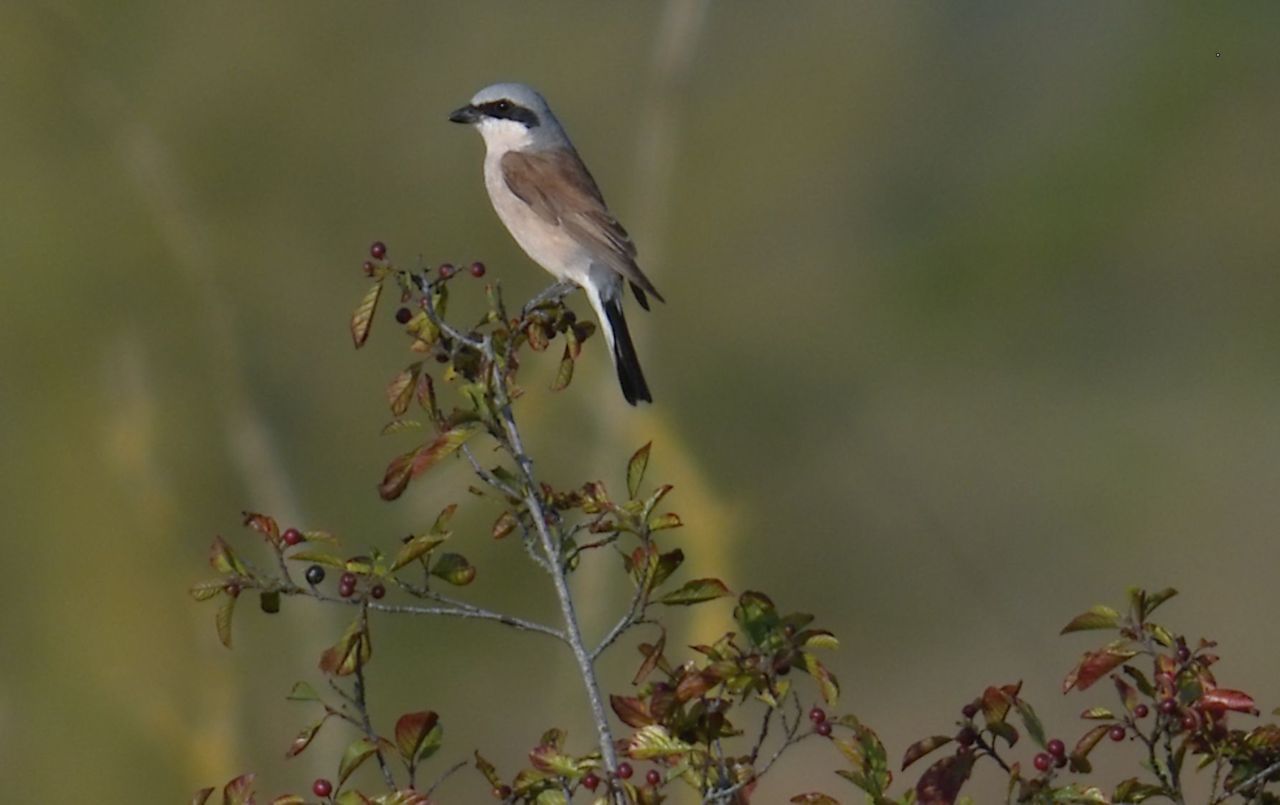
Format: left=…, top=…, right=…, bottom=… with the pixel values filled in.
left=209, top=535, right=247, bottom=576
left=802, top=630, right=840, bottom=651
left=650, top=549, right=684, bottom=591
left=395, top=710, right=442, bottom=765
left=647, top=512, right=683, bottom=531
left=802, top=652, right=840, bottom=705
left=1141, top=588, right=1178, bottom=620
left=215, top=592, right=237, bottom=648
left=382, top=418, right=424, bottom=435
left=269, top=796, right=307, bottom=805
left=1080, top=707, right=1116, bottom=720
left=1122, top=665, right=1156, bottom=697
left=287, top=681, right=320, bottom=702
left=550, top=343, right=574, bottom=391
left=1068, top=724, right=1111, bottom=773
left=734, top=591, right=781, bottom=647
left=379, top=422, right=481, bottom=501
left=1060, top=605, right=1121, bottom=634
left=626, top=724, right=694, bottom=760
left=338, top=736, right=380, bottom=785
left=627, top=442, right=651, bottom=500
left=1113, top=778, right=1167, bottom=803
left=286, top=716, right=328, bottom=758
left=190, top=579, right=228, bottom=602
left=491, top=510, right=517, bottom=540
left=191, top=788, right=214, bottom=805
left=659, top=577, right=731, bottom=606
left=319, top=616, right=371, bottom=676
left=288, top=549, right=347, bottom=569
left=387, top=363, right=422, bottom=417
left=430, top=553, right=476, bottom=586
left=391, top=535, right=446, bottom=572
left=351, top=280, right=383, bottom=348
left=902, top=735, right=953, bottom=770
left=474, top=751, right=501, bottom=788
left=1015, top=699, right=1046, bottom=748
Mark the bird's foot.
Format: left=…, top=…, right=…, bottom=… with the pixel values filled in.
left=521, top=280, right=579, bottom=319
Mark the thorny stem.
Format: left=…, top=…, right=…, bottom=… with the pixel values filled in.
left=353, top=604, right=397, bottom=791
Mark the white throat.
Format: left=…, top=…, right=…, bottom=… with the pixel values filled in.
left=475, top=117, right=534, bottom=155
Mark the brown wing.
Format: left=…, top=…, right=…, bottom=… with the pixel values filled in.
left=501, top=149, right=664, bottom=305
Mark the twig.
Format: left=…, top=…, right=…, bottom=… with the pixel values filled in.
left=295, top=586, right=565, bottom=640
left=352, top=604, right=397, bottom=790
left=424, top=759, right=468, bottom=799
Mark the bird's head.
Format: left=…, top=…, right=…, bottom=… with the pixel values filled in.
left=449, top=82, right=565, bottom=152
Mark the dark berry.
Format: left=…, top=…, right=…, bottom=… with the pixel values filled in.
left=371, top=584, right=386, bottom=600
left=616, top=762, right=633, bottom=779
left=1176, top=646, right=1191, bottom=663
left=438, top=263, right=455, bottom=278
left=492, top=785, right=511, bottom=799
left=961, top=703, right=979, bottom=719
left=469, top=261, right=486, bottom=277
left=312, top=778, right=333, bottom=797
left=1046, top=738, right=1066, bottom=758
left=395, top=307, right=413, bottom=324
left=815, top=721, right=833, bottom=737
left=1054, top=753, right=1068, bottom=768
left=1033, top=752, right=1052, bottom=772
left=645, top=769, right=661, bottom=786
left=582, top=773, right=600, bottom=791
left=338, top=582, right=355, bottom=598
left=362, top=260, right=376, bottom=276
left=1110, top=725, right=1127, bottom=741
left=304, top=565, right=325, bottom=585
left=340, top=572, right=357, bottom=587
left=224, top=583, right=241, bottom=597
left=956, top=727, right=976, bottom=747
left=1159, top=698, right=1178, bottom=716
left=370, top=241, right=387, bottom=260
left=282, top=527, right=303, bottom=546
left=1181, top=712, right=1199, bottom=732
left=1134, top=703, right=1149, bottom=718
left=808, top=706, right=827, bottom=724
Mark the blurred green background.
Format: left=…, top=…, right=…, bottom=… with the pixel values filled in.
left=3, top=2, right=1279, bottom=801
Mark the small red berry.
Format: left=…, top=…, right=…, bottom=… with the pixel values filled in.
left=1054, top=753, right=1068, bottom=768
left=956, top=727, right=976, bottom=747
left=1109, top=725, right=1127, bottom=741
left=1046, top=738, right=1066, bottom=758
left=815, top=721, right=833, bottom=737
left=282, top=527, right=303, bottom=546
left=492, top=784, right=511, bottom=799
left=581, top=773, right=600, bottom=791
left=304, top=565, right=325, bottom=585
left=395, top=307, right=413, bottom=324
left=961, top=703, right=979, bottom=719
left=469, top=261, right=486, bottom=278
left=312, top=778, right=333, bottom=797
left=1033, top=753, right=1052, bottom=772
left=362, top=260, right=376, bottom=276
left=1134, top=703, right=1149, bottom=718
left=1159, top=698, right=1178, bottom=716
left=1180, top=712, right=1198, bottom=732
left=645, top=769, right=661, bottom=786
left=808, top=706, right=827, bottom=723
left=438, top=262, right=455, bottom=278
left=370, top=241, right=387, bottom=260
left=340, top=572, right=357, bottom=587
left=371, top=584, right=386, bottom=599
left=338, top=582, right=355, bottom=598
left=616, top=762, right=633, bottom=779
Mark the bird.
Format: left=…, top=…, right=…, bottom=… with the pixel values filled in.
left=449, top=82, right=664, bottom=405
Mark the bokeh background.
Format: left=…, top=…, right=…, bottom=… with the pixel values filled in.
left=3, top=2, right=1279, bottom=801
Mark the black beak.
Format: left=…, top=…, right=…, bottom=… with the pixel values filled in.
left=449, top=104, right=481, bottom=124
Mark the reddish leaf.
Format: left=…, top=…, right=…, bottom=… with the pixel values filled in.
left=1060, top=605, right=1121, bottom=634
left=474, top=751, right=502, bottom=788
left=387, top=364, right=422, bottom=417
left=902, top=735, right=953, bottom=770
left=215, top=592, right=237, bottom=648
left=351, top=281, right=383, bottom=348
left=611, top=695, right=654, bottom=728
left=379, top=423, right=481, bottom=500
left=550, top=343, right=574, bottom=391
left=395, top=710, right=442, bottom=764
left=1063, top=646, right=1138, bottom=693
left=319, top=617, right=371, bottom=677
left=1068, top=724, right=1111, bottom=773
left=915, top=752, right=973, bottom=805
left=241, top=512, right=281, bottom=546
left=675, top=670, right=714, bottom=702
left=286, top=716, right=328, bottom=758
left=222, top=773, right=255, bottom=805
left=790, top=795, right=840, bottom=804
left=1201, top=688, right=1257, bottom=714
left=209, top=535, right=247, bottom=576
left=269, top=797, right=306, bottom=805
left=338, top=737, right=380, bottom=785
left=632, top=631, right=667, bottom=685
left=491, top=510, right=517, bottom=540
left=191, top=788, right=214, bottom=805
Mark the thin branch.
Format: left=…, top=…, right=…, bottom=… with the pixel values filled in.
left=424, top=759, right=468, bottom=800
left=291, top=585, right=565, bottom=640
left=353, top=605, right=397, bottom=790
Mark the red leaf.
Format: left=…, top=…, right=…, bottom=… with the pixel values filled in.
left=902, top=735, right=954, bottom=770
left=241, top=511, right=280, bottom=546
left=611, top=695, right=654, bottom=728
left=394, top=710, right=441, bottom=763
left=1062, top=646, right=1137, bottom=693
left=1201, top=688, right=1258, bottom=714
left=378, top=422, right=480, bottom=500
left=915, top=752, right=973, bottom=805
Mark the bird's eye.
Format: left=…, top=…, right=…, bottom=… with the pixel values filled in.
left=495, top=100, right=511, bottom=113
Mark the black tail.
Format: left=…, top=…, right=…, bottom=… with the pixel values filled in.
left=602, top=297, right=652, bottom=405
